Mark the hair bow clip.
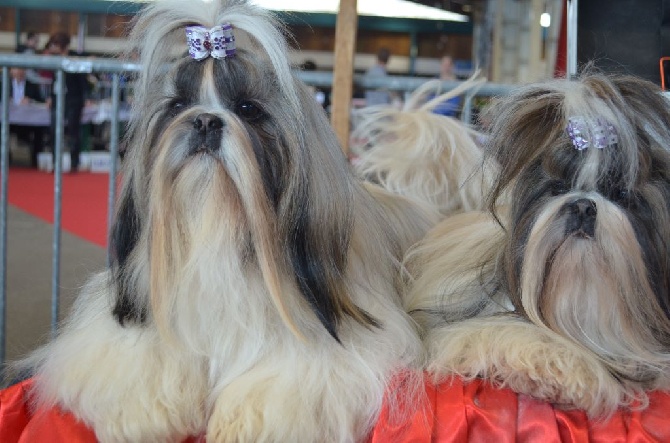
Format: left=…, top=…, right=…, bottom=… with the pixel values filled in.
left=186, top=23, right=236, bottom=61
left=566, top=117, right=618, bottom=151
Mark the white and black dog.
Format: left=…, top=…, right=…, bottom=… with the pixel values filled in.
left=18, top=0, right=437, bottom=441
left=405, top=72, right=670, bottom=417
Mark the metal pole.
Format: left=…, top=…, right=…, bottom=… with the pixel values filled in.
left=107, top=74, right=121, bottom=266
left=567, top=0, right=578, bottom=77
left=461, top=92, right=474, bottom=124
left=14, top=9, right=21, bottom=50
left=77, top=13, right=87, bottom=54
left=51, top=69, right=65, bottom=338
left=0, top=67, right=9, bottom=364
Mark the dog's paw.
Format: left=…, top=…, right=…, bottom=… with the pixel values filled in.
left=88, top=406, right=190, bottom=443
left=492, top=348, right=622, bottom=417
left=206, top=401, right=264, bottom=443
left=426, top=317, right=624, bottom=417
left=26, top=313, right=209, bottom=443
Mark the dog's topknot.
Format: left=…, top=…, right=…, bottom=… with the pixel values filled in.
left=482, top=72, right=670, bottom=211
left=126, top=0, right=299, bottom=120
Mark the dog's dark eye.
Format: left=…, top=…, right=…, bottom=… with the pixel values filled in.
left=236, top=101, right=263, bottom=121
left=168, top=98, right=187, bottom=117
left=609, top=187, right=631, bottom=203
left=549, top=180, right=569, bottom=196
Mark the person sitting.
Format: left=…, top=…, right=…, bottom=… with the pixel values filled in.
left=7, top=67, right=46, bottom=167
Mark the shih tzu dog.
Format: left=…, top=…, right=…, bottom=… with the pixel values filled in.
left=405, top=72, right=670, bottom=417
left=17, top=0, right=437, bottom=441
left=350, top=79, right=495, bottom=216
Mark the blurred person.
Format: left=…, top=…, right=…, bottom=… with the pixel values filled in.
left=438, top=54, right=456, bottom=82
left=6, top=67, right=46, bottom=167
left=432, top=54, right=461, bottom=118
left=300, top=59, right=329, bottom=109
left=16, top=30, right=46, bottom=85
left=9, top=67, right=43, bottom=104
left=366, top=47, right=390, bottom=77
left=364, top=47, right=392, bottom=106
left=44, top=32, right=90, bottom=172
left=15, top=30, right=39, bottom=54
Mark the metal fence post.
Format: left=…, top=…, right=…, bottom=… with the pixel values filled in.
left=51, top=69, right=65, bottom=338
left=0, top=67, right=9, bottom=364
left=107, top=73, right=121, bottom=266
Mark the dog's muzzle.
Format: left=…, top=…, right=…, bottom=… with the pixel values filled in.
left=563, top=198, right=597, bottom=238
left=191, top=113, right=224, bottom=154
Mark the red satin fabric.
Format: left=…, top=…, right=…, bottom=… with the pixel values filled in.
left=2, top=377, right=669, bottom=442
left=0, top=378, right=201, bottom=443
left=0, top=378, right=97, bottom=443
left=370, top=378, right=670, bottom=443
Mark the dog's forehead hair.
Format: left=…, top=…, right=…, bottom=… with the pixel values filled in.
left=199, top=63, right=219, bottom=107
left=168, top=59, right=205, bottom=101
left=167, top=52, right=276, bottom=109
left=165, top=59, right=228, bottom=108
left=211, top=51, right=277, bottom=102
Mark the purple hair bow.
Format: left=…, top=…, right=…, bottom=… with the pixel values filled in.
left=186, top=23, right=236, bottom=61
left=566, top=117, right=618, bottom=151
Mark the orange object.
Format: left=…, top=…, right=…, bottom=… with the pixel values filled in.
left=660, top=57, right=670, bottom=90
left=370, top=377, right=670, bottom=442
left=2, top=377, right=670, bottom=442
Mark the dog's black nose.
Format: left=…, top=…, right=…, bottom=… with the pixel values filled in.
left=191, top=113, right=224, bottom=154
left=193, top=113, right=224, bottom=134
left=564, top=198, right=597, bottom=238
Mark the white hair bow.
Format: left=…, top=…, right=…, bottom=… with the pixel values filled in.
left=186, top=23, right=236, bottom=61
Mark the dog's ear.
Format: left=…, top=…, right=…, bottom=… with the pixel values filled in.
left=283, top=84, right=377, bottom=341
left=110, top=178, right=146, bottom=325
left=287, top=197, right=350, bottom=341
left=482, top=87, right=565, bottom=211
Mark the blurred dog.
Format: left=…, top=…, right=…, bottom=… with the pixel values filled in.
left=350, top=78, right=495, bottom=216
left=18, top=0, right=436, bottom=441
left=405, top=73, right=670, bottom=417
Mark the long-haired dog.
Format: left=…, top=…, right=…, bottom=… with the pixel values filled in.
left=405, top=72, right=670, bottom=417
left=350, top=79, right=495, bottom=216
left=17, top=0, right=437, bottom=441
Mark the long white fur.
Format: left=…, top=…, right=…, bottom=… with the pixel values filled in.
left=423, top=316, right=628, bottom=414
left=522, top=193, right=670, bottom=379
left=17, top=1, right=438, bottom=441
left=406, top=73, right=670, bottom=418
left=406, top=208, right=667, bottom=417
left=350, top=78, right=496, bottom=216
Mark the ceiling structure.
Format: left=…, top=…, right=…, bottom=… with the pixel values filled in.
left=407, top=0, right=481, bottom=19
left=2, top=0, right=474, bottom=34
left=252, top=0, right=469, bottom=21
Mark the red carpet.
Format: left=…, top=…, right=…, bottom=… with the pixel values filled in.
left=5, top=168, right=116, bottom=248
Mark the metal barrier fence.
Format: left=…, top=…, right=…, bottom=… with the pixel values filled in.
left=0, top=53, right=140, bottom=366
left=0, top=52, right=513, bottom=366
left=298, top=70, right=514, bottom=124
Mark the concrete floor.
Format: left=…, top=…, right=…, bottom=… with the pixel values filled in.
left=5, top=204, right=106, bottom=363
